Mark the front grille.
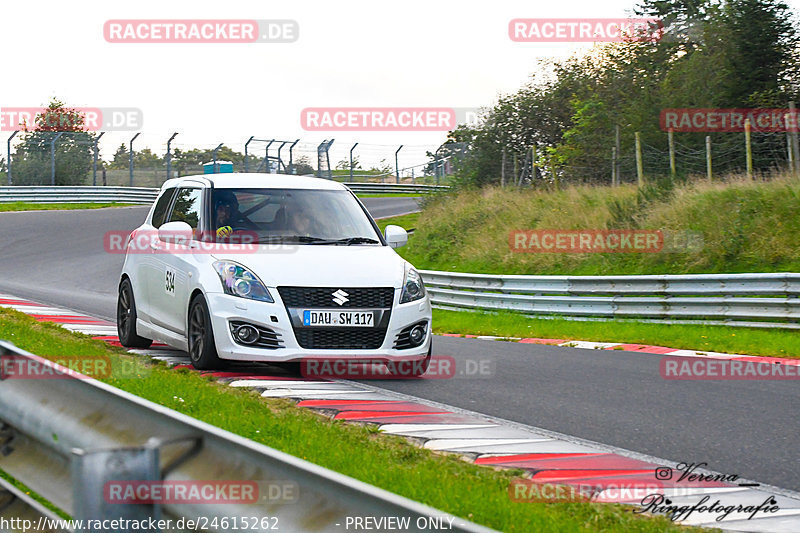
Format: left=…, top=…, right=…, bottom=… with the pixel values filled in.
left=394, top=321, right=428, bottom=350
left=229, top=321, right=284, bottom=349
left=294, top=328, right=387, bottom=350
left=278, top=287, right=394, bottom=308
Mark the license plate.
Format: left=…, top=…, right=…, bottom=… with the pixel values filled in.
left=302, top=310, right=374, bottom=327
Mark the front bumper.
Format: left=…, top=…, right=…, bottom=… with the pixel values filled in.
left=205, top=290, right=432, bottom=362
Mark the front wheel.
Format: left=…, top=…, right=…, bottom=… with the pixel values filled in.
left=187, top=295, right=222, bottom=370
left=117, top=278, right=152, bottom=348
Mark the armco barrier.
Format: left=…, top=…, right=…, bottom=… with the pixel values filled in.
left=0, top=340, right=492, bottom=532
left=0, top=183, right=447, bottom=204
left=0, top=186, right=159, bottom=204
left=420, top=271, right=800, bottom=329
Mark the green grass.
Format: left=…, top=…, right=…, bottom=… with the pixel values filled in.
left=376, top=212, right=421, bottom=232
left=0, top=202, right=134, bottom=212
left=0, top=307, right=694, bottom=532
left=394, top=175, right=800, bottom=275
left=432, top=308, right=800, bottom=359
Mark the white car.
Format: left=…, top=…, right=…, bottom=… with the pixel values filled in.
left=116, top=173, right=432, bottom=375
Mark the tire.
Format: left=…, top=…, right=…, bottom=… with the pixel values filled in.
left=117, top=278, right=152, bottom=348
left=187, top=295, right=222, bottom=370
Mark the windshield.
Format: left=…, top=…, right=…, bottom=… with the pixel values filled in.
left=211, top=188, right=382, bottom=245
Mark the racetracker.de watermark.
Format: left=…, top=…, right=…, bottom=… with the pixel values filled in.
left=0, top=355, right=147, bottom=380
left=104, top=19, right=298, bottom=43
left=0, top=107, right=142, bottom=132
left=660, top=357, right=800, bottom=380
left=104, top=229, right=297, bottom=255
left=660, top=108, right=800, bottom=132
left=301, top=108, right=456, bottom=132
left=300, top=356, right=495, bottom=380
left=509, top=18, right=663, bottom=42
left=509, top=229, right=704, bottom=254
left=103, top=480, right=298, bottom=504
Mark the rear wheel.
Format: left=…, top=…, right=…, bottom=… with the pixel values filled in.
left=117, top=278, right=152, bottom=348
left=187, top=295, right=222, bottom=370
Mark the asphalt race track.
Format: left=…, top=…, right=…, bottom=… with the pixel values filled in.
left=1, top=201, right=798, bottom=494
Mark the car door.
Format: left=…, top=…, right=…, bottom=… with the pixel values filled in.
left=149, top=185, right=205, bottom=334
left=134, top=186, right=176, bottom=322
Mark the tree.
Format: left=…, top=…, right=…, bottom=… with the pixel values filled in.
left=109, top=144, right=130, bottom=170
left=11, top=99, right=94, bottom=185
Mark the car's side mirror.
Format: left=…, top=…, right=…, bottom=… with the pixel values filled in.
left=384, top=225, right=408, bottom=249
left=158, top=221, right=193, bottom=245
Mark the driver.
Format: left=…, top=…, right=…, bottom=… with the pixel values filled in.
left=214, top=190, right=239, bottom=240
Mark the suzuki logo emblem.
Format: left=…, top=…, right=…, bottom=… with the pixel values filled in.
left=332, top=289, right=349, bottom=306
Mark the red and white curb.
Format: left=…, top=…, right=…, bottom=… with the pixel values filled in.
left=3, top=292, right=800, bottom=532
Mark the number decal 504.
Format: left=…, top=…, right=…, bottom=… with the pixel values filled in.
left=165, top=268, right=176, bottom=296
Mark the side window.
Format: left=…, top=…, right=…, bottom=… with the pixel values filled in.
left=167, top=188, right=203, bottom=230
left=150, top=187, right=176, bottom=228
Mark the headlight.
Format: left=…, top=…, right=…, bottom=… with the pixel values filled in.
left=400, top=267, right=426, bottom=304
left=213, top=261, right=274, bottom=303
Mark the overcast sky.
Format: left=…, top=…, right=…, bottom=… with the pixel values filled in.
left=3, top=0, right=799, bottom=170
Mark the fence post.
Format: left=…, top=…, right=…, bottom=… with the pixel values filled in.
left=789, top=102, right=800, bottom=175
left=212, top=143, right=224, bottom=173
left=615, top=124, right=621, bottom=183
left=92, top=132, right=105, bottom=186
left=634, top=132, right=643, bottom=186
left=611, top=147, right=617, bottom=186
left=129, top=133, right=141, bottom=187
left=50, top=132, right=64, bottom=186
left=7, top=131, right=18, bottom=185
left=244, top=136, right=254, bottom=172
left=350, top=142, right=358, bottom=182
left=165, top=132, right=178, bottom=181
left=288, top=139, right=299, bottom=175
left=668, top=129, right=676, bottom=178
left=744, top=119, right=753, bottom=180
left=531, top=145, right=537, bottom=185
left=501, top=148, right=506, bottom=187
left=394, top=145, right=403, bottom=184
left=787, top=125, right=794, bottom=173
left=706, top=135, right=712, bottom=181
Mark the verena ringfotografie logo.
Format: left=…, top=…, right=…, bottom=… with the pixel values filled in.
left=104, top=20, right=298, bottom=43
left=509, top=18, right=663, bottom=43
left=300, top=108, right=456, bottom=132
left=660, top=357, right=800, bottom=380
left=0, top=107, right=142, bottom=132
left=661, top=108, right=800, bottom=132
left=300, top=356, right=494, bottom=380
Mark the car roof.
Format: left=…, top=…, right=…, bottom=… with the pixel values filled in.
left=161, top=173, right=348, bottom=191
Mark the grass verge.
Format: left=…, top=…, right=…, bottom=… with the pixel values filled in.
left=376, top=212, right=421, bottom=232
left=0, top=307, right=693, bottom=532
left=432, top=308, right=800, bottom=359
left=0, top=202, right=134, bottom=212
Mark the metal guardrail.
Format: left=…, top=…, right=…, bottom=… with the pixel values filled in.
left=0, top=183, right=447, bottom=204
left=0, top=186, right=159, bottom=204
left=0, top=341, right=493, bottom=533
left=420, top=271, right=800, bottom=329
left=343, top=183, right=449, bottom=194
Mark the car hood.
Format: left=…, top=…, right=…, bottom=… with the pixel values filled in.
left=212, top=245, right=408, bottom=288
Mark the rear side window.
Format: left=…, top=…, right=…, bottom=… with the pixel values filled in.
left=150, top=187, right=176, bottom=228
left=168, top=188, right=203, bottom=230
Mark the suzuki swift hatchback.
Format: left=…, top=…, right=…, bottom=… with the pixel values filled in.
left=116, top=173, right=432, bottom=374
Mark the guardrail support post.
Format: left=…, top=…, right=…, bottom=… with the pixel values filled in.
left=72, top=445, right=161, bottom=527
left=7, top=131, right=18, bottom=185
left=92, top=132, right=105, bottom=186
left=129, top=133, right=141, bottom=187
left=50, top=132, right=64, bottom=186
left=166, top=133, right=178, bottom=182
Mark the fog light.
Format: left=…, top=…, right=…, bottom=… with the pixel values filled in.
left=236, top=325, right=259, bottom=345
left=409, top=324, right=426, bottom=346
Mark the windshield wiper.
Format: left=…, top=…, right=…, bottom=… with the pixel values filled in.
left=328, top=237, right=381, bottom=245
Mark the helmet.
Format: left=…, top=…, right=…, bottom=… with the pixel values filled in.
left=214, top=190, right=238, bottom=211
